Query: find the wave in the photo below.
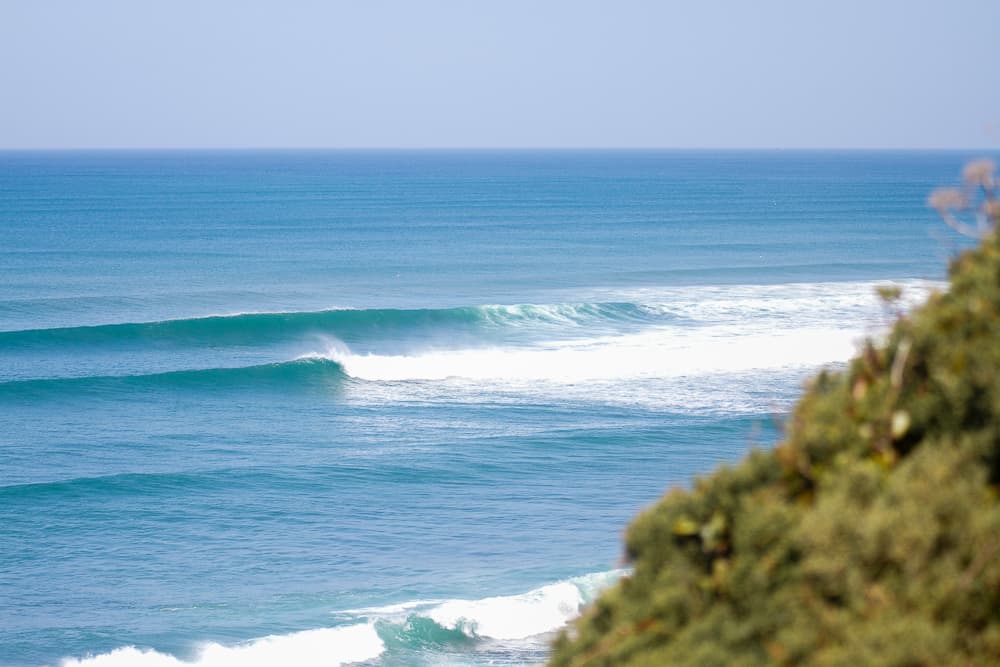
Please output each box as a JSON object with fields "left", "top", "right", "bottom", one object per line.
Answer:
{"left": 0, "top": 302, "right": 658, "bottom": 349}
{"left": 0, "top": 465, "right": 276, "bottom": 498}
{"left": 0, "top": 323, "right": 857, "bottom": 399}
{"left": 0, "top": 279, "right": 940, "bottom": 351}
{"left": 0, "top": 358, "right": 346, "bottom": 399}
{"left": 346, "top": 571, "right": 624, "bottom": 645}
{"left": 59, "top": 571, "right": 626, "bottom": 666}
{"left": 408, "top": 570, "right": 624, "bottom": 641}
{"left": 309, "top": 325, "right": 859, "bottom": 383}
{"left": 1, "top": 280, "right": 939, "bottom": 393}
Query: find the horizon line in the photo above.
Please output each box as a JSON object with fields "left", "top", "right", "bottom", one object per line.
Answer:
{"left": 1, "top": 146, "right": 998, "bottom": 153}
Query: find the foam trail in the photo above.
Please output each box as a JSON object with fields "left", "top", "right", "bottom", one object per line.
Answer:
{"left": 587, "top": 279, "right": 941, "bottom": 321}
{"left": 60, "top": 624, "right": 384, "bottom": 667}
{"left": 308, "top": 325, "right": 857, "bottom": 383}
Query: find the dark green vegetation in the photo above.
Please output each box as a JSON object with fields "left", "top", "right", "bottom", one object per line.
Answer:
{"left": 551, "top": 200, "right": 1000, "bottom": 665}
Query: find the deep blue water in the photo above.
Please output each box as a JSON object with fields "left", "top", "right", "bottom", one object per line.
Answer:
{"left": 0, "top": 150, "right": 983, "bottom": 666}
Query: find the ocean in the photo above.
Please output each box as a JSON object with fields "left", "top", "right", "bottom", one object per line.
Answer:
{"left": 0, "top": 150, "right": 978, "bottom": 666}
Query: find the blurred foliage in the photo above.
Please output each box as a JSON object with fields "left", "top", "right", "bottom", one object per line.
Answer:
{"left": 929, "top": 159, "right": 998, "bottom": 238}
{"left": 549, "top": 175, "right": 1000, "bottom": 666}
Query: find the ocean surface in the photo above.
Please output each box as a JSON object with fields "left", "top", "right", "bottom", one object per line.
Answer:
{"left": 0, "top": 150, "right": 981, "bottom": 666}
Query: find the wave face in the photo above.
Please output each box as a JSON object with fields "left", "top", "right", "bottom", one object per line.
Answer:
{"left": 0, "top": 358, "right": 348, "bottom": 401}
{"left": 0, "top": 302, "right": 668, "bottom": 352}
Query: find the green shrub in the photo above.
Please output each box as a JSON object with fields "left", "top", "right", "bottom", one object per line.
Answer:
{"left": 549, "top": 195, "right": 1000, "bottom": 666}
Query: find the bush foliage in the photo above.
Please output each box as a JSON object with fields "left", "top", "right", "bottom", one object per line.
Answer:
{"left": 550, "top": 224, "right": 1000, "bottom": 665}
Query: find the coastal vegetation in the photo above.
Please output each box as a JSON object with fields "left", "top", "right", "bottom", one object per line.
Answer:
{"left": 549, "top": 162, "right": 1000, "bottom": 666}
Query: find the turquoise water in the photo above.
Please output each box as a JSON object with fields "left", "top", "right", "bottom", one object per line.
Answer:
{"left": 0, "top": 150, "right": 979, "bottom": 666}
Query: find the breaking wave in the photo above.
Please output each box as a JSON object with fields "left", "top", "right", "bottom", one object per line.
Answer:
{"left": 306, "top": 325, "right": 857, "bottom": 383}
{"left": 1, "top": 280, "right": 940, "bottom": 394}
{"left": 60, "top": 571, "right": 626, "bottom": 666}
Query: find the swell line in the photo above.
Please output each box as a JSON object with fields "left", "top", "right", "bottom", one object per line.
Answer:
{"left": 0, "top": 303, "right": 659, "bottom": 349}
{"left": 0, "top": 461, "right": 470, "bottom": 499}
{"left": 0, "top": 357, "right": 347, "bottom": 399}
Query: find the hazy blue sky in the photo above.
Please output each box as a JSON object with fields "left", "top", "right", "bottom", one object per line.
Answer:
{"left": 2, "top": 1, "right": 998, "bottom": 149}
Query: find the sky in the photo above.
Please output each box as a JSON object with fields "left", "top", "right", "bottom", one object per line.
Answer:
{"left": 2, "top": 0, "right": 998, "bottom": 150}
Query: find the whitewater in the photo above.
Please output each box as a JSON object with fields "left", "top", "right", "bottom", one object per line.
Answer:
{"left": 0, "top": 150, "right": 978, "bottom": 666}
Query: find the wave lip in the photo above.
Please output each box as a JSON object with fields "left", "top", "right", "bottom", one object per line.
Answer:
{"left": 59, "top": 623, "right": 384, "bottom": 667}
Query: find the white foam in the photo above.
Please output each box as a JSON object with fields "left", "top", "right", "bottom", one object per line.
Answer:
{"left": 426, "top": 582, "right": 582, "bottom": 640}
{"left": 305, "top": 324, "right": 857, "bottom": 383}
{"left": 300, "top": 280, "right": 938, "bottom": 413}
{"left": 60, "top": 623, "right": 384, "bottom": 667}
{"left": 300, "top": 280, "right": 941, "bottom": 388}
{"left": 580, "top": 279, "right": 940, "bottom": 317}
{"left": 421, "top": 570, "right": 628, "bottom": 641}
